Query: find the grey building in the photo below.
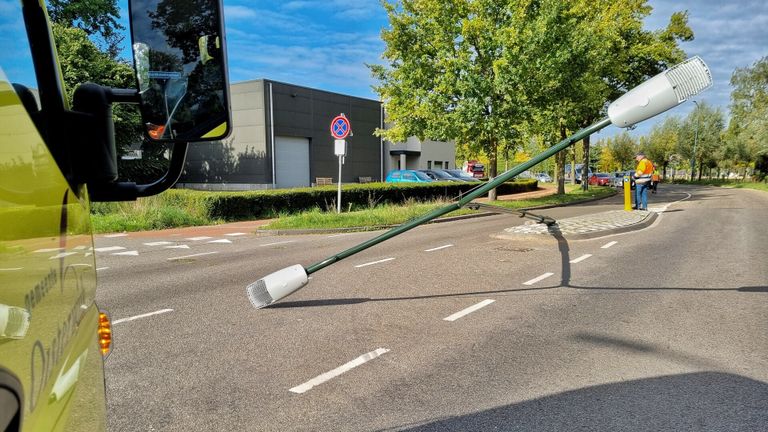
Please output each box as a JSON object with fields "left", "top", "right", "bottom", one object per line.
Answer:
{"left": 178, "top": 79, "right": 454, "bottom": 190}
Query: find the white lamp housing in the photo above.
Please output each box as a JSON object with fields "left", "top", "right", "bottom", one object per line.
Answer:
{"left": 608, "top": 56, "right": 712, "bottom": 128}
{"left": 246, "top": 264, "right": 308, "bottom": 309}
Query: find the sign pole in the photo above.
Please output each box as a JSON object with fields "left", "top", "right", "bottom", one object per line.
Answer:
{"left": 330, "top": 113, "right": 351, "bottom": 214}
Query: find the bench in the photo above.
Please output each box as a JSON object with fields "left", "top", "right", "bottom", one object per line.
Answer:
{"left": 315, "top": 177, "right": 333, "bottom": 186}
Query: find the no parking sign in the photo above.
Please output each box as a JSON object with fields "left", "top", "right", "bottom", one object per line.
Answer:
{"left": 330, "top": 114, "right": 351, "bottom": 139}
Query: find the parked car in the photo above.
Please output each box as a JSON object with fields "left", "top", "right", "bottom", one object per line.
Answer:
{"left": 535, "top": 172, "right": 552, "bottom": 182}
{"left": 564, "top": 164, "right": 593, "bottom": 183}
{"left": 385, "top": 169, "right": 435, "bottom": 183}
{"left": 420, "top": 169, "right": 463, "bottom": 182}
{"left": 445, "top": 169, "right": 481, "bottom": 182}
{"left": 588, "top": 172, "right": 612, "bottom": 186}
{"left": 612, "top": 171, "right": 636, "bottom": 189}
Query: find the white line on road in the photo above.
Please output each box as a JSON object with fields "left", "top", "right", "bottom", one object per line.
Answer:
{"left": 289, "top": 348, "right": 390, "bottom": 394}
{"left": 144, "top": 241, "right": 174, "bottom": 246}
{"left": 94, "top": 246, "right": 126, "bottom": 253}
{"left": 33, "top": 248, "right": 64, "bottom": 253}
{"left": 225, "top": 232, "right": 246, "bottom": 236}
{"left": 96, "top": 267, "right": 109, "bottom": 271}
{"left": 186, "top": 236, "right": 212, "bottom": 241}
{"left": 443, "top": 299, "right": 495, "bottom": 322}
{"left": 326, "top": 233, "right": 351, "bottom": 238}
{"left": 601, "top": 241, "right": 618, "bottom": 249}
{"left": 112, "top": 250, "right": 139, "bottom": 256}
{"left": 354, "top": 258, "right": 395, "bottom": 268}
{"left": 0, "top": 268, "right": 23, "bottom": 272}
{"left": 425, "top": 244, "right": 454, "bottom": 252}
{"left": 569, "top": 254, "right": 592, "bottom": 264}
{"left": 49, "top": 252, "right": 78, "bottom": 260}
{"left": 260, "top": 240, "right": 297, "bottom": 247}
{"left": 523, "top": 272, "right": 554, "bottom": 286}
{"left": 112, "top": 309, "right": 174, "bottom": 325}
{"left": 167, "top": 252, "right": 219, "bottom": 261}
{"left": 165, "top": 245, "right": 190, "bottom": 249}
{"left": 207, "top": 239, "right": 233, "bottom": 244}
{"left": 103, "top": 233, "right": 128, "bottom": 238}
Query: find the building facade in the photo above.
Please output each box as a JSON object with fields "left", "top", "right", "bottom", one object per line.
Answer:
{"left": 178, "top": 80, "right": 454, "bottom": 190}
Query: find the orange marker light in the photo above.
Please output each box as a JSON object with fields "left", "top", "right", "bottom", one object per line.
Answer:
{"left": 146, "top": 123, "right": 166, "bottom": 140}
{"left": 98, "top": 311, "right": 112, "bottom": 358}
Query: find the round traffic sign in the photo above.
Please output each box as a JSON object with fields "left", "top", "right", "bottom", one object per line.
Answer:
{"left": 330, "top": 115, "right": 351, "bottom": 139}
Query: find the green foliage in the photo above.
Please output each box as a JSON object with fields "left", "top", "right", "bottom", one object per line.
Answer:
{"left": 727, "top": 57, "right": 768, "bottom": 176}
{"left": 90, "top": 180, "right": 538, "bottom": 232}
{"left": 48, "top": 0, "right": 123, "bottom": 56}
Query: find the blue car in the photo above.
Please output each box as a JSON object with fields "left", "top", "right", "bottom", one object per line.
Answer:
{"left": 385, "top": 169, "right": 435, "bottom": 183}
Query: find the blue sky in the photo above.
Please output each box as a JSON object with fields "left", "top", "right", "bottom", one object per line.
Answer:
{"left": 1, "top": 0, "right": 766, "bottom": 142}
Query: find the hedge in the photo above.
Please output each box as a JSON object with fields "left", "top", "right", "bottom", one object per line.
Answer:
{"left": 154, "top": 179, "right": 538, "bottom": 221}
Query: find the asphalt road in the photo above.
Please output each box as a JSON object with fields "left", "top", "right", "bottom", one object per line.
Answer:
{"left": 95, "top": 185, "right": 768, "bottom": 431}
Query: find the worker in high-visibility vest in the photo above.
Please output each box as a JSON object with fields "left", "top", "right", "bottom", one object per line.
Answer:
{"left": 651, "top": 169, "right": 660, "bottom": 194}
{"left": 633, "top": 152, "right": 654, "bottom": 210}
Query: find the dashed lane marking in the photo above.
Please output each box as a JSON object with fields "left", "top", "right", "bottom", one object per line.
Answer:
{"left": 355, "top": 258, "right": 395, "bottom": 268}
{"left": 207, "top": 239, "right": 233, "bottom": 244}
{"left": 165, "top": 245, "right": 190, "bottom": 249}
{"left": 103, "top": 233, "right": 128, "bottom": 238}
{"left": 425, "top": 244, "right": 454, "bottom": 252}
{"left": 260, "top": 241, "right": 297, "bottom": 247}
{"left": 96, "top": 267, "right": 109, "bottom": 271}
{"left": 569, "top": 254, "right": 592, "bottom": 264}
{"left": 167, "top": 251, "right": 219, "bottom": 261}
{"left": 523, "top": 272, "right": 554, "bottom": 286}
{"left": 112, "top": 309, "right": 174, "bottom": 325}
{"left": 49, "top": 252, "right": 78, "bottom": 260}
{"left": 186, "top": 236, "right": 213, "bottom": 241}
{"left": 225, "top": 232, "right": 247, "bottom": 237}
{"left": 144, "top": 241, "right": 174, "bottom": 246}
{"left": 289, "top": 348, "right": 390, "bottom": 394}
{"left": 443, "top": 299, "right": 495, "bottom": 322}
{"left": 94, "top": 246, "right": 126, "bottom": 253}
{"left": 601, "top": 241, "right": 618, "bottom": 249}
{"left": 112, "top": 250, "right": 139, "bottom": 256}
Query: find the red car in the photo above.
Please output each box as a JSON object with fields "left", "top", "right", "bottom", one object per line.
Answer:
{"left": 588, "top": 173, "right": 611, "bottom": 186}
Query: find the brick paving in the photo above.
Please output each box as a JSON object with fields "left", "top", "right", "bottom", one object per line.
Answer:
{"left": 500, "top": 209, "right": 655, "bottom": 239}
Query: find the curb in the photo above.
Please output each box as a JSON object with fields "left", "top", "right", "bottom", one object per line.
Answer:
{"left": 257, "top": 189, "right": 618, "bottom": 236}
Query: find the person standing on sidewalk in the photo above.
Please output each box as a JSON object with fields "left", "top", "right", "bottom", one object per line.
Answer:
{"left": 633, "top": 152, "right": 654, "bottom": 210}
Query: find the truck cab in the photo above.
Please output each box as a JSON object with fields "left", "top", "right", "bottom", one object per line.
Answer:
{"left": 0, "top": 1, "right": 230, "bottom": 430}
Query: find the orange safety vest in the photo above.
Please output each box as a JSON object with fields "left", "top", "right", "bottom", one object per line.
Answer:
{"left": 635, "top": 158, "right": 654, "bottom": 183}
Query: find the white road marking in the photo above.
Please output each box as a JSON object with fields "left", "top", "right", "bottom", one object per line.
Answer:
{"left": 165, "top": 245, "right": 190, "bottom": 249}
{"left": 144, "top": 241, "right": 174, "bottom": 246}
{"left": 103, "top": 233, "right": 128, "bottom": 238}
{"left": 443, "top": 299, "right": 495, "bottom": 322}
{"left": 112, "top": 250, "right": 139, "bottom": 256}
{"left": 355, "top": 258, "right": 395, "bottom": 268}
{"left": 96, "top": 267, "right": 109, "bottom": 271}
{"left": 523, "top": 272, "right": 555, "bottom": 286}
{"left": 186, "top": 236, "right": 212, "bottom": 241}
{"left": 167, "top": 251, "right": 219, "bottom": 261}
{"left": 73, "top": 245, "right": 87, "bottom": 250}
{"left": 207, "top": 239, "right": 233, "bottom": 244}
{"left": 260, "top": 240, "right": 296, "bottom": 247}
{"left": 112, "top": 309, "right": 173, "bottom": 325}
{"left": 225, "top": 232, "right": 247, "bottom": 237}
{"left": 425, "top": 244, "right": 454, "bottom": 252}
{"left": 34, "top": 248, "right": 64, "bottom": 253}
{"left": 326, "top": 233, "right": 351, "bottom": 238}
{"left": 601, "top": 241, "right": 618, "bottom": 249}
{"left": 0, "top": 268, "right": 23, "bottom": 272}
{"left": 569, "top": 254, "right": 592, "bottom": 264}
{"left": 289, "top": 348, "right": 390, "bottom": 394}
{"left": 94, "top": 246, "right": 126, "bottom": 253}
{"left": 49, "top": 252, "right": 78, "bottom": 260}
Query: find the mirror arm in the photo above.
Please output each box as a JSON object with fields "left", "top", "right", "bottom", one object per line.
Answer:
{"left": 88, "top": 142, "right": 188, "bottom": 201}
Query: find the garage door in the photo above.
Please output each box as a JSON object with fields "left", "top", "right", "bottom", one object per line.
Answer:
{"left": 275, "top": 136, "right": 310, "bottom": 188}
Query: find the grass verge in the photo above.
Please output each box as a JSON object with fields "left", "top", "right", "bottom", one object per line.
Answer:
{"left": 263, "top": 185, "right": 615, "bottom": 231}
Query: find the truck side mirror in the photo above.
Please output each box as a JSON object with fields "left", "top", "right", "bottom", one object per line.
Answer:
{"left": 128, "top": 0, "right": 231, "bottom": 142}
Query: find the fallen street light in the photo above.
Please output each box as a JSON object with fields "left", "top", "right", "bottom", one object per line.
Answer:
{"left": 246, "top": 57, "right": 713, "bottom": 309}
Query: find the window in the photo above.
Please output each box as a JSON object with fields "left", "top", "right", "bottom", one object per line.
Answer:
{"left": 427, "top": 160, "right": 432, "bottom": 169}
{"left": 403, "top": 173, "right": 416, "bottom": 180}
{"left": 434, "top": 161, "right": 443, "bottom": 169}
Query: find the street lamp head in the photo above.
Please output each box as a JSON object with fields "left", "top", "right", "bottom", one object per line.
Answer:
{"left": 246, "top": 264, "right": 308, "bottom": 309}
{"left": 608, "top": 56, "right": 712, "bottom": 128}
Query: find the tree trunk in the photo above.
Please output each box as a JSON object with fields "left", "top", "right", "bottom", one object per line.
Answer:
{"left": 488, "top": 141, "right": 498, "bottom": 201}
{"left": 581, "top": 135, "right": 590, "bottom": 191}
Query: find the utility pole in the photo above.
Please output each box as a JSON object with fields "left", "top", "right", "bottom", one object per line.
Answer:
{"left": 690, "top": 100, "right": 699, "bottom": 181}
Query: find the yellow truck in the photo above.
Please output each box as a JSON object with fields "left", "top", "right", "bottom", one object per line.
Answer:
{"left": 0, "top": 1, "right": 230, "bottom": 430}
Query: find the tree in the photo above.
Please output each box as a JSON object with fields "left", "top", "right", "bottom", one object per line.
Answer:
{"left": 676, "top": 102, "right": 725, "bottom": 180}
{"left": 726, "top": 57, "right": 768, "bottom": 180}
{"left": 48, "top": 0, "right": 124, "bottom": 56}
{"left": 645, "top": 116, "right": 681, "bottom": 179}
